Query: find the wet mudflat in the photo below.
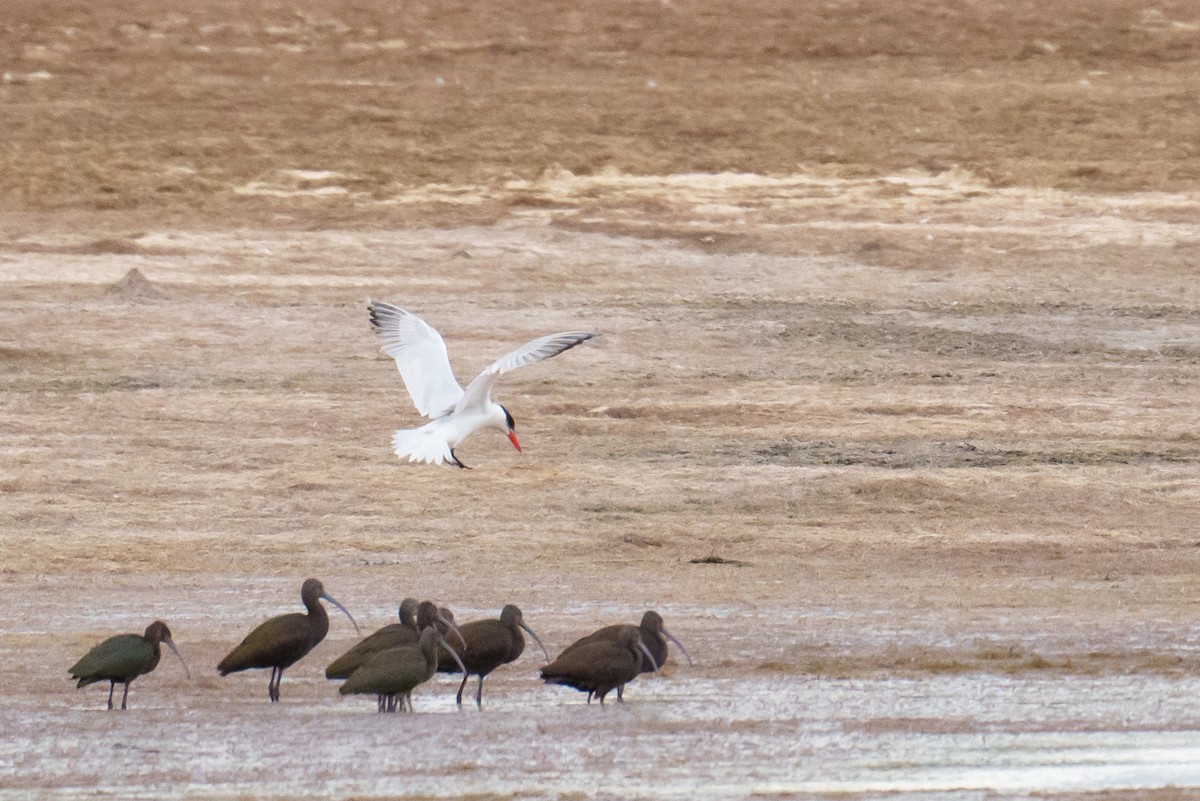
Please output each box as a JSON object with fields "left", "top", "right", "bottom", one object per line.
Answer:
{"left": 4, "top": 1, "right": 1200, "bottom": 798}
{"left": 4, "top": 198, "right": 1200, "bottom": 798}
{"left": 6, "top": 671, "right": 1200, "bottom": 799}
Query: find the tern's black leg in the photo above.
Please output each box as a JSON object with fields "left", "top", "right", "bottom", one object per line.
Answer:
{"left": 449, "top": 449, "right": 471, "bottom": 469}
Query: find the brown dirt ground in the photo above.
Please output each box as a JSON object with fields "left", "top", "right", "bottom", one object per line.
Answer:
{"left": 2, "top": 0, "right": 1200, "bottom": 796}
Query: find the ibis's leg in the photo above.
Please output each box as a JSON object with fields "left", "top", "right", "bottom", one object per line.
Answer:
{"left": 269, "top": 667, "right": 282, "bottom": 702}
{"left": 455, "top": 673, "right": 469, "bottom": 706}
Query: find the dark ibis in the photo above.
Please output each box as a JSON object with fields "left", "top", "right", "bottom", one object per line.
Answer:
{"left": 69, "top": 620, "right": 190, "bottom": 710}
{"left": 562, "top": 611, "right": 691, "bottom": 674}
{"left": 329, "top": 600, "right": 464, "bottom": 712}
{"left": 437, "top": 603, "right": 549, "bottom": 708}
{"left": 218, "top": 578, "right": 358, "bottom": 702}
{"left": 339, "top": 625, "right": 468, "bottom": 713}
{"left": 541, "top": 625, "right": 658, "bottom": 704}
{"left": 559, "top": 610, "right": 691, "bottom": 702}
{"left": 325, "top": 597, "right": 420, "bottom": 680}
{"left": 327, "top": 600, "right": 463, "bottom": 681}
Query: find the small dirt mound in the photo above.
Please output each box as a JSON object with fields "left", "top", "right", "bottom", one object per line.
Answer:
{"left": 106, "top": 267, "right": 166, "bottom": 302}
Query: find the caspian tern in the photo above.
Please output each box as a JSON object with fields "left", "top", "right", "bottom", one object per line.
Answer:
{"left": 368, "top": 300, "right": 597, "bottom": 468}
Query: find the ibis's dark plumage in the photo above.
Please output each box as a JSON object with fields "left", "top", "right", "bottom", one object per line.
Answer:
{"left": 325, "top": 597, "right": 421, "bottom": 680}
{"left": 558, "top": 610, "right": 689, "bottom": 702}
{"left": 328, "top": 600, "right": 464, "bottom": 712}
{"left": 436, "top": 603, "right": 548, "bottom": 708}
{"left": 218, "top": 578, "right": 358, "bottom": 702}
{"left": 561, "top": 611, "right": 692, "bottom": 675}
{"left": 339, "top": 625, "right": 467, "bottom": 713}
{"left": 69, "top": 621, "right": 190, "bottom": 710}
{"left": 541, "top": 625, "right": 658, "bottom": 704}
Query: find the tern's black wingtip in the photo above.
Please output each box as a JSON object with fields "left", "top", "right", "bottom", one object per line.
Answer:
{"left": 367, "top": 299, "right": 390, "bottom": 330}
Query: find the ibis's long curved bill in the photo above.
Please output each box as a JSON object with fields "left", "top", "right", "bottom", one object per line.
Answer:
{"left": 434, "top": 611, "right": 467, "bottom": 651}
{"left": 661, "top": 627, "right": 693, "bottom": 666}
{"left": 163, "top": 636, "right": 191, "bottom": 680}
{"left": 638, "top": 641, "right": 660, "bottom": 674}
{"left": 322, "top": 593, "right": 360, "bottom": 636}
{"left": 520, "top": 622, "right": 550, "bottom": 664}
{"left": 438, "top": 634, "right": 468, "bottom": 675}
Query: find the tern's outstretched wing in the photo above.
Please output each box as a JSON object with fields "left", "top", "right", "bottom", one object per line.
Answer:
{"left": 368, "top": 301, "right": 465, "bottom": 418}
{"left": 458, "top": 331, "right": 597, "bottom": 413}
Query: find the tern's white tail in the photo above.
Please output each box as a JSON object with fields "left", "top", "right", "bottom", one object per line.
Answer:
{"left": 392, "top": 427, "right": 455, "bottom": 466}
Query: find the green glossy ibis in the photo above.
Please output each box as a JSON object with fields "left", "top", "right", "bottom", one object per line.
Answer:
{"left": 339, "top": 625, "right": 468, "bottom": 713}
{"left": 541, "top": 625, "right": 658, "bottom": 705}
{"left": 69, "top": 620, "right": 190, "bottom": 710}
{"left": 218, "top": 578, "right": 358, "bottom": 702}
{"left": 437, "top": 603, "right": 549, "bottom": 708}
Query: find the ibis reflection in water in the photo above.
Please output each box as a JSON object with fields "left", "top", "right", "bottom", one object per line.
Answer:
{"left": 69, "top": 620, "right": 190, "bottom": 710}
{"left": 218, "top": 578, "right": 358, "bottom": 702}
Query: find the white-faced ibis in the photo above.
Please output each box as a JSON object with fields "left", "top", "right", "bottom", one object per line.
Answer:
{"left": 559, "top": 611, "right": 691, "bottom": 702}
{"left": 218, "top": 578, "right": 358, "bottom": 702}
{"left": 325, "top": 597, "right": 420, "bottom": 680}
{"left": 436, "top": 603, "right": 549, "bottom": 708}
{"left": 541, "top": 625, "right": 658, "bottom": 705}
{"left": 339, "top": 625, "right": 468, "bottom": 713}
{"left": 563, "top": 611, "right": 692, "bottom": 674}
{"left": 327, "top": 600, "right": 464, "bottom": 712}
{"left": 327, "top": 600, "right": 463, "bottom": 680}
{"left": 368, "top": 300, "right": 597, "bottom": 468}
{"left": 69, "top": 620, "right": 190, "bottom": 710}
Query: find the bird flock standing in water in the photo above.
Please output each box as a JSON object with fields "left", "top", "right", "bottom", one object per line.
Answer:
{"left": 70, "top": 579, "right": 691, "bottom": 712}
{"left": 68, "top": 304, "right": 644, "bottom": 711}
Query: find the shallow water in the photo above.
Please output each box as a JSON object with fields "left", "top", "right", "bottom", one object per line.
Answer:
{"left": 6, "top": 672, "right": 1200, "bottom": 800}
